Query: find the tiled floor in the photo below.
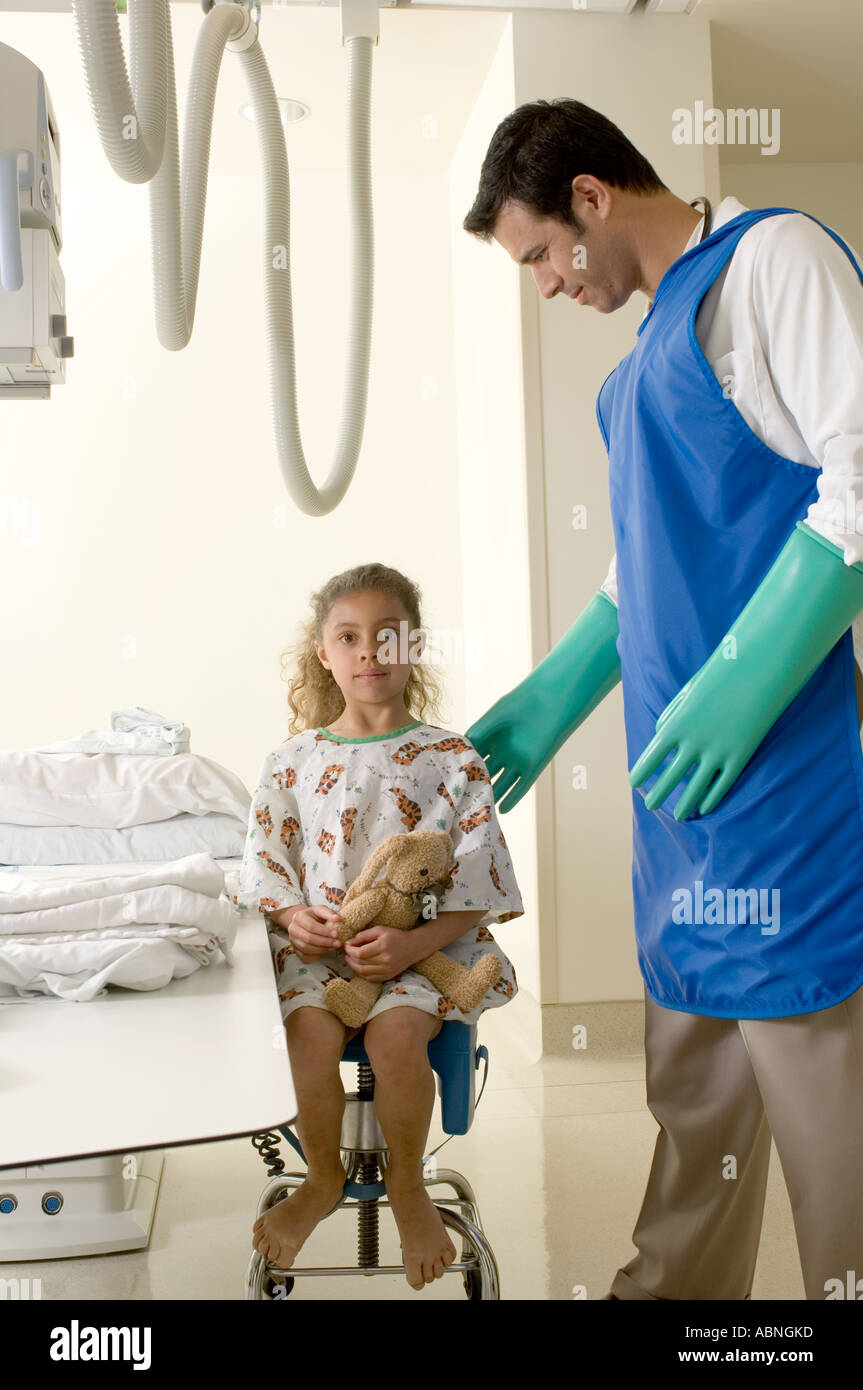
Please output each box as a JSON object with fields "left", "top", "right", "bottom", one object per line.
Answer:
{"left": 1, "top": 997, "right": 805, "bottom": 1301}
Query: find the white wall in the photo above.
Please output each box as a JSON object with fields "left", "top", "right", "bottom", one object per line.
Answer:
{"left": 0, "top": 11, "right": 481, "bottom": 801}
{"left": 449, "top": 20, "right": 540, "bottom": 1006}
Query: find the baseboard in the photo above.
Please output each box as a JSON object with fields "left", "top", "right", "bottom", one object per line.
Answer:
{"left": 486, "top": 988, "right": 646, "bottom": 1062}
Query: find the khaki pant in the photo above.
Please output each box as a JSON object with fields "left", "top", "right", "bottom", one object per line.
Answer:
{"left": 610, "top": 983, "right": 863, "bottom": 1300}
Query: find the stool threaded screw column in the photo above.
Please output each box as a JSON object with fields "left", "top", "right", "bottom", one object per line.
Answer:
{"left": 356, "top": 1061, "right": 380, "bottom": 1268}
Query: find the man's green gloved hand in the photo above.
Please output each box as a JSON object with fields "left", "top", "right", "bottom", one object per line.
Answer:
{"left": 630, "top": 522, "right": 863, "bottom": 821}
{"left": 466, "top": 591, "right": 621, "bottom": 813}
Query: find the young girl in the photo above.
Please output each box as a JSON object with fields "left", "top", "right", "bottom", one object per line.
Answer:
{"left": 236, "top": 562, "right": 524, "bottom": 1292}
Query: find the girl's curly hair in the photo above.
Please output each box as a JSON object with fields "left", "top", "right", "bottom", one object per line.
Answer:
{"left": 280, "top": 563, "right": 448, "bottom": 735}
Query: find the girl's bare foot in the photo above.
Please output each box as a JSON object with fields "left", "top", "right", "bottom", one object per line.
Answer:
{"left": 252, "top": 1167, "right": 345, "bottom": 1268}
{"left": 384, "top": 1164, "right": 457, "bottom": 1290}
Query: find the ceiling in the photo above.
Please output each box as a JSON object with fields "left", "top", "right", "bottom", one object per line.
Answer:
{"left": 1, "top": 1, "right": 859, "bottom": 167}
{"left": 0, "top": 4, "right": 507, "bottom": 171}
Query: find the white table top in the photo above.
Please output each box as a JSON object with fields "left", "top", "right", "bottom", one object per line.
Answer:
{"left": 0, "top": 860, "right": 297, "bottom": 1169}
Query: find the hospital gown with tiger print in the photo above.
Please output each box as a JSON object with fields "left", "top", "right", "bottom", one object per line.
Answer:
{"left": 233, "top": 721, "right": 524, "bottom": 1026}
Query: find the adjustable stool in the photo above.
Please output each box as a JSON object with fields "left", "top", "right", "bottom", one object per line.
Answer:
{"left": 245, "top": 1020, "right": 500, "bottom": 1299}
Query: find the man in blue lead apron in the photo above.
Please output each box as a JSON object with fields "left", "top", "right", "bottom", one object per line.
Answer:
{"left": 463, "top": 99, "right": 863, "bottom": 1301}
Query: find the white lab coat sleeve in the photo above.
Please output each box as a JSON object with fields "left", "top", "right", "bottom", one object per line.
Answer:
{"left": 234, "top": 754, "right": 306, "bottom": 916}
{"left": 434, "top": 746, "right": 525, "bottom": 930}
{"left": 600, "top": 551, "right": 618, "bottom": 605}
{"left": 751, "top": 214, "right": 863, "bottom": 566}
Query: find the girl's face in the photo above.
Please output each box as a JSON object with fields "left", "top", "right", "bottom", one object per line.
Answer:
{"left": 315, "top": 590, "right": 424, "bottom": 708}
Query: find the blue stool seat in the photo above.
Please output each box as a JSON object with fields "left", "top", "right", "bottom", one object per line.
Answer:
{"left": 342, "top": 1020, "right": 484, "bottom": 1136}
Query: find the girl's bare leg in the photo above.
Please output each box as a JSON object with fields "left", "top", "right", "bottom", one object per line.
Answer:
{"left": 252, "top": 1006, "right": 360, "bottom": 1267}
{"left": 363, "top": 1007, "right": 458, "bottom": 1290}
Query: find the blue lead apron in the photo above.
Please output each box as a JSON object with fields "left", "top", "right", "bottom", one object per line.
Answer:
{"left": 596, "top": 206, "right": 863, "bottom": 1019}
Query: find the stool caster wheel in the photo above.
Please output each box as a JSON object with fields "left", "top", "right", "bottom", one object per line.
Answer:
{"left": 246, "top": 1249, "right": 295, "bottom": 1300}
{"left": 266, "top": 1273, "right": 294, "bottom": 1300}
{"left": 247, "top": 1179, "right": 302, "bottom": 1299}
{"left": 438, "top": 1208, "right": 499, "bottom": 1299}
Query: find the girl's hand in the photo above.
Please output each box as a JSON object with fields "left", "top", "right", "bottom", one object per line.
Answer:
{"left": 285, "top": 904, "right": 344, "bottom": 963}
{"left": 345, "top": 926, "right": 421, "bottom": 982}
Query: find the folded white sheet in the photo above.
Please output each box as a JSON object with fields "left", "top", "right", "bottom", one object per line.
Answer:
{"left": 0, "top": 935, "right": 220, "bottom": 1002}
{"left": 0, "top": 882, "right": 236, "bottom": 940}
{"left": 0, "top": 752, "right": 251, "bottom": 828}
{"left": 0, "top": 813, "right": 248, "bottom": 866}
{"left": 0, "top": 852, "right": 226, "bottom": 914}
{"left": 0, "top": 854, "right": 241, "bottom": 1002}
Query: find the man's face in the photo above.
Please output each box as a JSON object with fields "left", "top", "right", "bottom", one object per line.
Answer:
{"left": 493, "top": 182, "right": 636, "bottom": 314}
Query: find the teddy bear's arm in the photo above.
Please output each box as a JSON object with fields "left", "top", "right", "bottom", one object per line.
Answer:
{"left": 335, "top": 885, "right": 389, "bottom": 943}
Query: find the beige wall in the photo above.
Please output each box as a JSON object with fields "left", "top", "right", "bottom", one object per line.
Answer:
{"left": 722, "top": 160, "right": 863, "bottom": 258}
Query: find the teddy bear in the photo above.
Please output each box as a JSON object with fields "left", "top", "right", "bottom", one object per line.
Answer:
{"left": 322, "top": 829, "right": 502, "bottom": 1029}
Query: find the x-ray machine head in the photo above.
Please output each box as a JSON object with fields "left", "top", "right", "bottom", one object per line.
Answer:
{"left": 0, "top": 40, "right": 74, "bottom": 400}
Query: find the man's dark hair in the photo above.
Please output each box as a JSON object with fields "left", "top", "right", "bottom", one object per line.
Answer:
{"left": 463, "top": 98, "right": 668, "bottom": 242}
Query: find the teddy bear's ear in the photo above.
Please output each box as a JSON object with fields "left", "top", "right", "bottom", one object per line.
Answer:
{"left": 350, "top": 836, "right": 400, "bottom": 894}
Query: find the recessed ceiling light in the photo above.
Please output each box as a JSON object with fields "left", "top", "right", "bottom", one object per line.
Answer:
{"left": 239, "top": 98, "right": 310, "bottom": 125}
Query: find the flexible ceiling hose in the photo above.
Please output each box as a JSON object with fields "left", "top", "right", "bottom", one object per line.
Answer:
{"left": 71, "top": 0, "right": 374, "bottom": 515}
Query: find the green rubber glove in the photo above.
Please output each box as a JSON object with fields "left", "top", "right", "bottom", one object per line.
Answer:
{"left": 466, "top": 590, "right": 621, "bottom": 813}
{"left": 630, "top": 522, "right": 863, "bottom": 821}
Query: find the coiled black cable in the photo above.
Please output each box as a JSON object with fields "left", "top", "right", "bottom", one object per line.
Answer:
{"left": 250, "top": 1130, "right": 286, "bottom": 1178}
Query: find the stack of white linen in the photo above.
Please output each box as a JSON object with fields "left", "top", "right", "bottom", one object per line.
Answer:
{"left": 0, "top": 853, "right": 241, "bottom": 1002}
{"left": 0, "top": 742, "right": 252, "bottom": 866}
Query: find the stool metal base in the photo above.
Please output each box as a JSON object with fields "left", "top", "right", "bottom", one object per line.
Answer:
{"left": 246, "top": 1093, "right": 500, "bottom": 1300}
